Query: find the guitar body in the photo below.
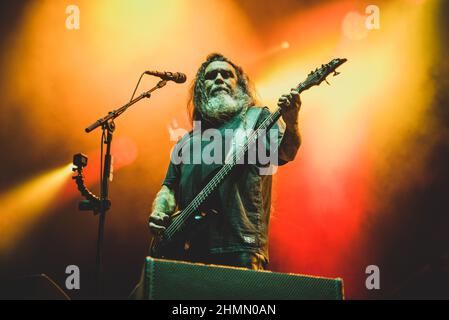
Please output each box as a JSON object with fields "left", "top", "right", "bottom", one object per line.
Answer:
{"left": 149, "top": 209, "right": 212, "bottom": 260}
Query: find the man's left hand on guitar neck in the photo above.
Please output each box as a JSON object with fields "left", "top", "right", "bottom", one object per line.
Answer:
{"left": 278, "top": 88, "right": 302, "bottom": 162}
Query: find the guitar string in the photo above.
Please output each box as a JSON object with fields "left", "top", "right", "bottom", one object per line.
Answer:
{"left": 164, "top": 72, "right": 324, "bottom": 237}
{"left": 155, "top": 62, "right": 345, "bottom": 252}
{"left": 163, "top": 81, "right": 311, "bottom": 240}
{"left": 162, "top": 65, "right": 330, "bottom": 241}
{"left": 164, "top": 108, "right": 282, "bottom": 240}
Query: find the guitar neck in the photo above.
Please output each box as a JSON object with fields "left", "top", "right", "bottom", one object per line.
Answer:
{"left": 162, "top": 60, "right": 343, "bottom": 241}
{"left": 157, "top": 57, "right": 347, "bottom": 246}
{"left": 163, "top": 103, "right": 294, "bottom": 240}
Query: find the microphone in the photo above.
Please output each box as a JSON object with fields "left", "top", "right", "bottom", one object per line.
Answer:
{"left": 144, "top": 70, "right": 187, "bottom": 83}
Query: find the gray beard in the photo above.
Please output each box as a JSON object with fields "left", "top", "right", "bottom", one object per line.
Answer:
{"left": 199, "top": 89, "right": 249, "bottom": 127}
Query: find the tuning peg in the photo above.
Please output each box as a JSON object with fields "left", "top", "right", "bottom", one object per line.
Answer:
{"left": 333, "top": 71, "right": 340, "bottom": 76}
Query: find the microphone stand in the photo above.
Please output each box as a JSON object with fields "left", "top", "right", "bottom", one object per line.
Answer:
{"left": 84, "top": 79, "right": 167, "bottom": 297}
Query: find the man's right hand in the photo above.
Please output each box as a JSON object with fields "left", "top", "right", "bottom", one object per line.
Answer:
{"left": 148, "top": 185, "right": 177, "bottom": 236}
{"left": 148, "top": 211, "right": 170, "bottom": 236}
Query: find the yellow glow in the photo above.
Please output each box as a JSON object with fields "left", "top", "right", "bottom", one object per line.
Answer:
{"left": 0, "top": 164, "right": 72, "bottom": 253}
{"left": 2, "top": 0, "right": 260, "bottom": 146}
{"left": 0, "top": 0, "right": 262, "bottom": 240}
{"left": 342, "top": 11, "right": 369, "bottom": 40}
{"left": 256, "top": 1, "right": 437, "bottom": 185}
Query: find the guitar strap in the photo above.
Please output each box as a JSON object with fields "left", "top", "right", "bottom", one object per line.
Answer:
{"left": 226, "top": 105, "right": 289, "bottom": 167}
{"left": 173, "top": 106, "right": 285, "bottom": 172}
{"left": 245, "top": 106, "right": 264, "bottom": 127}
{"left": 224, "top": 106, "right": 263, "bottom": 164}
{"left": 173, "top": 106, "right": 264, "bottom": 164}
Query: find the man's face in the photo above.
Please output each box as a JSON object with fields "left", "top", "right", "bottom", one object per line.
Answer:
{"left": 204, "top": 61, "right": 238, "bottom": 98}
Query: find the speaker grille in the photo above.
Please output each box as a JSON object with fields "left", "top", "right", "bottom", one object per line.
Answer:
{"left": 144, "top": 257, "right": 343, "bottom": 300}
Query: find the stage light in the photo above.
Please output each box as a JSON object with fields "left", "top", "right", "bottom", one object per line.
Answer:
{"left": 281, "top": 41, "right": 290, "bottom": 49}
{"left": 73, "top": 153, "right": 88, "bottom": 169}
{"left": 0, "top": 164, "right": 73, "bottom": 254}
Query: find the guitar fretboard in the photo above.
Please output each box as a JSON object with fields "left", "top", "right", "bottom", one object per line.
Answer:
{"left": 158, "top": 57, "right": 347, "bottom": 246}
{"left": 163, "top": 107, "right": 284, "bottom": 241}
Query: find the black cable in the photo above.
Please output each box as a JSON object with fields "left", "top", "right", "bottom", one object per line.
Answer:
{"left": 100, "top": 128, "right": 105, "bottom": 205}
{"left": 129, "top": 72, "right": 146, "bottom": 103}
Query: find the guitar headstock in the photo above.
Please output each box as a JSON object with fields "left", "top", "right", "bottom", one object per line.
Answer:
{"left": 299, "top": 58, "right": 347, "bottom": 92}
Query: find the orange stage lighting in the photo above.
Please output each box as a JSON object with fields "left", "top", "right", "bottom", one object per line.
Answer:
{"left": 0, "top": 164, "right": 73, "bottom": 254}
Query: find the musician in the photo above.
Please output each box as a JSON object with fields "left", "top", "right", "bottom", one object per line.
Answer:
{"left": 148, "top": 53, "right": 301, "bottom": 270}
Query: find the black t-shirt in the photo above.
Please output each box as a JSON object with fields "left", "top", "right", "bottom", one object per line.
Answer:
{"left": 162, "top": 107, "right": 287, "bottom": 262}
